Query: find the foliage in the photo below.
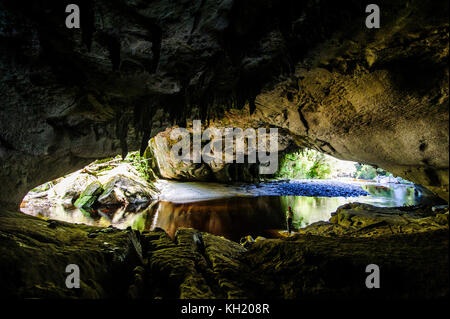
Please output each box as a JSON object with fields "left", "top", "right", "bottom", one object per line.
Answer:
{"left": 93, "top": 157, "right": 114, "bottom": 165}
{"left": 31, "top": 182, "right": 53, "bottom": 193}
{"left": 276, "top": 149, "right": 331, "bottom": 179}
{"left": 354, "top": 163, "right": 390, "bottom": 180}
{"left": 276, "top": 149, "right": 395, "bottom": 181}
{"left": 126, "top": 151, "right": 155, "bottom": 182}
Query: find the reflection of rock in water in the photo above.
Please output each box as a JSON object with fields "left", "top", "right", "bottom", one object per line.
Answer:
{"left": 149, "top": 197, "right": 285, "bottom": 241}
{"left": 22, "top": 182, "right": 442, "bottom": 237}
{"left": 361, "top": 184, "right": 445, "bottom": 207}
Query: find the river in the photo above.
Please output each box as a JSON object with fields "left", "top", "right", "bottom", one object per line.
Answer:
{"left": 21, "top": 180, "right": 439, "bottom": 241}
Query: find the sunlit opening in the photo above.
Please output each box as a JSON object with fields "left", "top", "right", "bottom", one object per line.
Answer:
{"left": 20, "top": 144, "right": 444, "bottom": 242}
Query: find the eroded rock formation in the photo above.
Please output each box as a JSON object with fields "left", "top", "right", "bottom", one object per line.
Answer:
{"left": 1, "top": 207, "right": 448, "bottom": 298}
{"left": 0, "top": 210, "right": 143, "bottom": 298}
{"left": 0, "top": 0, "right": 448, "bottom": 208}
{"left": 147, "top": 126, "right": 283, "bottom": 182}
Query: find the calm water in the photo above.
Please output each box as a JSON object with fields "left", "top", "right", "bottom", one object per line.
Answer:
{"left": 282, "top": 184, "right": 422, "bottom": 230}
{"left": 21, "top": 182, "right": 435, "bottom": 241}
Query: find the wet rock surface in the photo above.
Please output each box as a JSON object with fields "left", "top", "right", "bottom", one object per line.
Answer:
{"left": 0, "top": 0, "right": 448, "bottom": 207}
{"left": 1, "top": 202, "right": 448, "bottom": 299}
{"left": 0, "top": 210, "right": 142, "bottom": 298}
{"left": 21, "top": 155, "right": 159, "bottom": 216}
{"left": 252, "top": 180, "right": 370, "bottom": 197}
{"left": 0, "top": 0, "right": 448, "bottom": 301}
{"left": 297, "top": 203, "right": 449, "bottom": 237}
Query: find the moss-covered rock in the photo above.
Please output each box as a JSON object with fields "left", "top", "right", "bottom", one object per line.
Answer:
{"left": 1, "top": 202, "right": 448, "bottom": 299}
{"left": 142, "top": 228, "right": 248, "bottom": 299}
{"left": 138, "top": 210, "right": 449, "bottom": 299}
{"left": 98, "top": 174, "right": 154, "bottom": 206}
{"left": 74, "top": 181, "right": 103, "bottom": 210}
{"left": 297, "top": 203, "right": 449, "bottom": 237}
{"left": 22, "top": 158, "right": 160, "bottom": 226}
{"left": 0, "top": 210, "right": 142, "bottom": 298}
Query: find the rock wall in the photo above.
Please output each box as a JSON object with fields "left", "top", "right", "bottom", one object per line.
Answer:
{"left": 1, "top": 209, "right": 447, "bottom": 298}
{"left": 147, "top": 126, "right": 287, "bottom": 182}
{"left": 0, "top": 0, "right": 448, "bottom": 207}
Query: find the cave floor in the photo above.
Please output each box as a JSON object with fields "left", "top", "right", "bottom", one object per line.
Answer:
{"left": 0, "top": 203, "right": 448, "bottom": 299}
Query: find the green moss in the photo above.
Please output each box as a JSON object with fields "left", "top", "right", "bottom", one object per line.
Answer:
{"left": 74, "top": 181, "right": 103, "bottom": 209}
{"left": 74, "top": 196, "right": 97, "bottom": 210}
{"left": 126, "top": 151, "right": 156, "bottom": 182}
{"left": 94, "top": 165, "right": 115, "bottom": 175}
{"left": 31, "top": 182, "right": 53, "bottom": 192}
{"left": 93, "top": 157, "right": 114, "bottom": 165}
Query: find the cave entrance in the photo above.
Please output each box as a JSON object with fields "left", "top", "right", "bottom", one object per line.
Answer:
{"left": 19, "top": 146, "right": 443, "bottom": 242}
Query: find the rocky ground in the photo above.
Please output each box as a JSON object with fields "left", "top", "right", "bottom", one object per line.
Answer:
{"left": 297, "top": 202, "right": 449, "bottom": 237}
{"left": 22, "top": 157, "right": 371, "bottom": 209}
{"left": 21, "top": 154, "right": 159, "bottom": 222}
{"left": 1, "top": 202, "right": 447, "bottom": 299}
{"left": 21, "top": 156, "right": 375, "bottom": 229}
{"left": 156, "top": 179, "right": 372, "bottom": 202}
{"left": 0, "top": 0, "right": 448, "bottom": 301}
{"left": 249, "top": 180, "right": 370, "bottom": 197}
{"left": 1, "top": 0, "right": 448, "bottom": 207}
{"left": 0, "top": 209, "right": 142, "bottom": 298}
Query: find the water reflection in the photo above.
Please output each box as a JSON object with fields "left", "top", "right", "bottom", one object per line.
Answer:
{"left": 138, "top": 197, "right": 286, "bottom": 241}
{"left": 280, "top": 184, "right": 422, "bottom": 228}
{"left": 20, "top": 201, "right": 147, "bottom": 229}
{"left": 144, "top": 184, "right": 432, "bottom": 239}
{"left": 282, "top": 184, "right": 425, "bottom": 229}
{"left": 21, "top": 183, "right": 436, "bottom": 241}
{"left": 360, "top": 184, "right": 418, "bottom": 206}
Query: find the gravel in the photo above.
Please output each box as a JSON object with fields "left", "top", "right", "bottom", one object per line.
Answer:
{"left": 249, "top": 180, "right": 371, "bottom": 198}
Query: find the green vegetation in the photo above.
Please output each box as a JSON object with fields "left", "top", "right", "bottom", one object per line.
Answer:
{"left": 125, "top": 151, "right": 156, "bottom": 182}
{"left": 31, "top": 182, "right": 53, "bottom": 193}
{"left": 276, "top": 148, "right": 398, "bottom": 181}
{"left": 354, "top": 163, "right": 389, "bottom": 180}
{"left": 276, "top": 149, "right": 331, "bottom": 179}
{"left": 92, "top": 157, "right": 114, "bottom": 165}
{"left": 74, "top": 181, "right": 103, "bottom": 216}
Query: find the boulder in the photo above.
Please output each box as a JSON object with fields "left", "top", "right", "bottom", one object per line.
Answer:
{"left": 297, "top": 203, "right": 449, "bottom": 237}
{"left": 149, "top": 127, "right": 277, "bottom": 183}
{"left": 74, "top": 181, "right": 103, "bottom": 210}
{"left": 52, "top": 173, "right": 98, "bottom": 207}
{"left": 97, "top": 175, "right": 154, "bottom": 206}
{"left": 149, "top": 131, "right": 214, "bottom": 182}
{"left": 0, "top": 0, "right": 448, "bottom": 207}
